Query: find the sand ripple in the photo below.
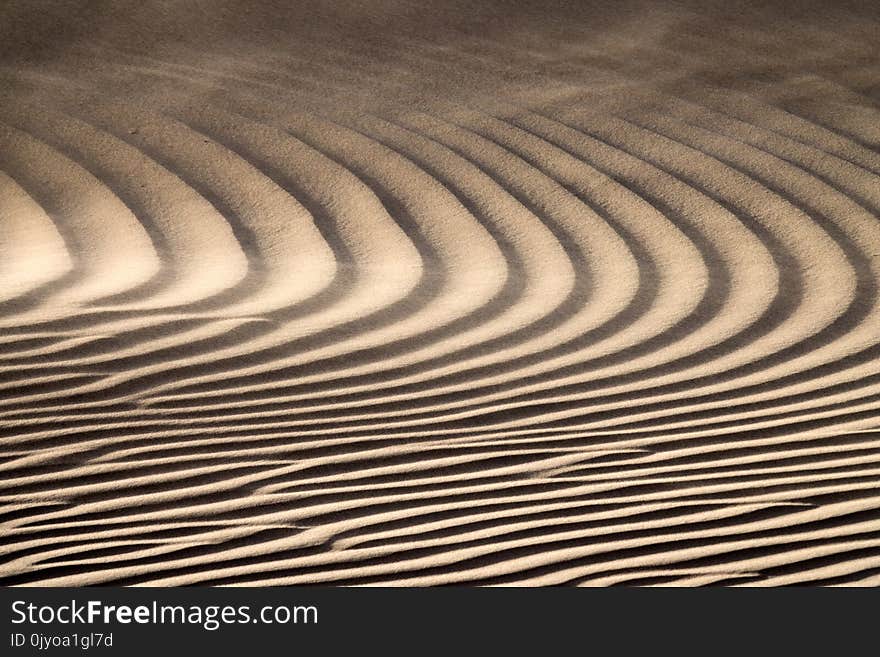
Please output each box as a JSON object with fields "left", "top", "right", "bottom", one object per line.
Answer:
{"left": 1, "top": 0, "right": 879, "bottom": 586}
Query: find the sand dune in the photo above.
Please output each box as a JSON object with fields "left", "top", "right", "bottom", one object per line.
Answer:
{"left": 1, "top": 0, "right": 879, "bottom": 586}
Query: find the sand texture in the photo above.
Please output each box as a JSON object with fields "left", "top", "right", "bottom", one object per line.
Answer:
{"left": 1, "top": 0, "right": 880, "bottom": 586}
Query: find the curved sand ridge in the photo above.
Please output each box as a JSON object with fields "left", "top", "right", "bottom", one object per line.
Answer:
{"left": 1, "top": 0, "right": 879, "bottom": 585}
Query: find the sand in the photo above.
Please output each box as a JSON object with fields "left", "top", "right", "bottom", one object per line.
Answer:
{"left": 1, "top": 0, "right": 879, "bottom": 586}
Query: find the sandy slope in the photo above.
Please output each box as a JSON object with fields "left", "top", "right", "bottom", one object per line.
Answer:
{"left": 1, "top": 0, "right": 879, "bottom": 586}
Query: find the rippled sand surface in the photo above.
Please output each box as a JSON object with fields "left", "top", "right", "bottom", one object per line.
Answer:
{"left": 2, "top": 0, "right": 880, "bottom": 586}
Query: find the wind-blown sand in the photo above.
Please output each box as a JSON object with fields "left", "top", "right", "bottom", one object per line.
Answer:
{"left": 1, "top": 0, "right": 879, "bottom": 586}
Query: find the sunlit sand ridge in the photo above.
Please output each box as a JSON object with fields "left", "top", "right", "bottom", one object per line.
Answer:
{"left": 1, "top": 0, "right": 879, "bottom": 586}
